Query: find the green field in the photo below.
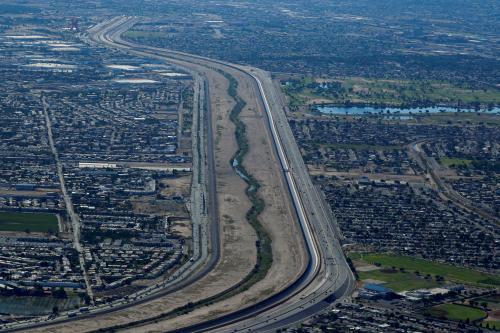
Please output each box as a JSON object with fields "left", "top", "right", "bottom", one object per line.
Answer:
{"left": 0, "top": 295, "right": 81, "bottom": 315}
{"left": 482, "top": 320, "right": 500, "bottom": 330}
{"left": 475, "top": 295, "right": 500, "bottom": 310}
{"left": 357, "top": 253, "right": 500, "bottom": 288}
{"left": 284, "top": 76, "right": 500, "bottom": 108}
{"left": 428, "top": 304, "right": 486, "bottom": 322}
{"left": 416, "top": 112, "right": 500, "bottom": 126}
{"left": 440, "top": 157, "right": 473, "bottom": 167}
{"left": 358, "top": 269, "right": 440, "bottom": 292}
{"left": 0, "top": 211, "right": 58, "bottom": 233}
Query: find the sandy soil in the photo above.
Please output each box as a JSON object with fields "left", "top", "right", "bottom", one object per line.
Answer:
{"left": 233, "top": 69, "right": 307, "bottom": 294}
{"left": 132, "top": 199, "right": 188, "bottom": 217}
{"left": 170, "top": 219, "right": 191, "bottom": 238}
{"left": 160, "top": 175, "right": 191, "bottom": 197}
{"left": 355, "top": 264, "right": 380, "bottom": 272}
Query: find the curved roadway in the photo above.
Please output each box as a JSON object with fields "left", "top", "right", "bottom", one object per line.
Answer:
{"left": 95, "top": 16, "right": 356, "bottom": 333}
{"left": 1, "top": 16, "right": 355, "bottom": 333}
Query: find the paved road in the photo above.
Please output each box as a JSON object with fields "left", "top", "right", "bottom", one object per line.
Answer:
{"left": 1, "top": 16, "right": 355, "bottom": 333}
{"left": 411, "top": 141, "right": 499, "bottom": 225}
{"left": 217, "top": 68, "right": 355, "bottom": 333}
{"left": 0, "top": 19, "right": 219, "bottom": 333}
{"left": 94, "top": 17, "right": 355, "bottom": 332}
{"left": 42, "top": 96, "right": 95, "bottom": 304}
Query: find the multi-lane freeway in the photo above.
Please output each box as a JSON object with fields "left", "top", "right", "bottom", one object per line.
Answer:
{"left": 92, "top": 16, "right": 356, "bottom": 332}
{"left": 1, "top": 16, "right": 355, "bottom": 333}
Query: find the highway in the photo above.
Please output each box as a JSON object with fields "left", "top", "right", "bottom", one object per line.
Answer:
{"left": 1, "top": 16, "right": 355, "bottom": 333}
{"left": 0, "top": 18, "right": 220, "bottom": 333}
{"left": 93, "top": 16, "right": 356, "bottom": 332}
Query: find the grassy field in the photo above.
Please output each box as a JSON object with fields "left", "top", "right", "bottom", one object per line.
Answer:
{"left": 358, "top": 253, "right": 500, "bottom": 288}
{"left": 482, "top": 320, "right": 500, "bottom": 330}
{"left": 0, "top": 295, "right": 81, "bottom": 315}
{"left": 284, "top": 76, "right": 500, "bottom": 108}
{"left": 428, "top": 304, "right": 486, "bottom": 322}
{"left": 358, "top": 269, "right": 440, "bottom": 292}
{"left": 440, "top": 157, "right": 472, "bottom": 167}
{"left": 0, "top": 211, "right": 58, "bottom": 233}
{"left": 416, "top": 112, "right": 500, "bottom": 126}
{"left": 475, "top": 294, "right": 500, "bottom": 310}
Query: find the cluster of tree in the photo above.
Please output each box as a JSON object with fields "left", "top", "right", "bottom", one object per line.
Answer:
{"left": 0, "top": 284, "right": 67, "bottom": 298}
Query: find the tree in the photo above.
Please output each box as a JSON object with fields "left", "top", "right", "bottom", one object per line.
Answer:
{"left": 33, "top": 283, "right": 44, "bottom": 296}
{"left": 53, "top": 287, "right": 67, "bottom": 299}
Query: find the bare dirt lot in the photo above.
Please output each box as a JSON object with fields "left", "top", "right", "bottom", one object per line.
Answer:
{"left": 170, "top": 218, "right": 192, "bottom": 238}
{"left": 132, "top": 198, "right": 188, "bottom": 217}
{"left": 160, "top": 174, "right": 191, "bottom": 197}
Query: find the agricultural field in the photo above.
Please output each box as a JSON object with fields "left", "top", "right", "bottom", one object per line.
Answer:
{"left": 0, "top": 211, "right": 58, "bottom": 233}
{"left": 353, "top": 253, "right": 500, "bottom": 288}
{"left": 427, "top": 303, "right": 487, "bottom": 322}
